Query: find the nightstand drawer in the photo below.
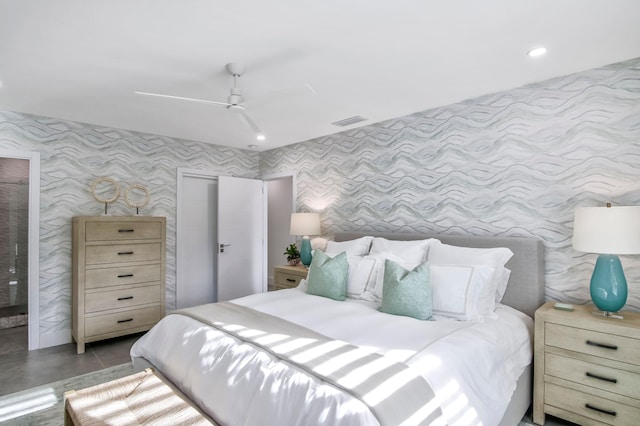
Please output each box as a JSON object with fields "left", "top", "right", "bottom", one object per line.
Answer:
{"left": 85, "top": 285, "right": 161, "bottom": 313}
{"left": 85, "top": 243, "right": 162, "bottom": 265}
{"left": 546, "top": 322, "right": 640, "bottom": 365}
{"left": 545, "top": 352, "right": 640, "bottom": 400}
{"left": 85, "top": 264, "right": 162, "bottom": 289}
{"left": 546, "top": 382, "right": 640, "bottom": 426}
{"left": 86, "top": 221, "right": 162, "bottom": 241}
{"left": 275, "top": 272, "right": 304, "bottom": 289}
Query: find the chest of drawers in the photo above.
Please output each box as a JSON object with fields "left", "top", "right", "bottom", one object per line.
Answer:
{"left": 272, "top": 265, "right": 308, "bottom": 291}
{"left": 533, "top": 302, "right": 640, "bottom": 425}
{"left": 72, "top": 216, "right": 166, "bottom": 354}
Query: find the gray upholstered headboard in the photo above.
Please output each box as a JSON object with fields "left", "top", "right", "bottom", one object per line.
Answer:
{"left": 335, "top": 232, "right": 545, "bottom": 318}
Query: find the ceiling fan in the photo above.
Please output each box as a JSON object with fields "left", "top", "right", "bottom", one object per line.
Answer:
{"left": 136, "top": 63, "right": 264, "bottom": 140}
{"left": 135, "top": 62, "right": 314, "bottom": 142}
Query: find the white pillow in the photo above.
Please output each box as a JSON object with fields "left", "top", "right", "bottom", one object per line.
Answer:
{"left": 325, "top": 236, "right": 373, "bottom": 257}
{"left": 428, "top": 241, "right": 513, "bottom": 304}
{"left": 495, "top": 268, "right": 512, "bottom": 303}
{"left": 323, "top": 239, "right": 376, "bottom": 298}
{"left": 360, "top": 252, "right": 424, "bottom": 302}
{"left": 430, "top": 264, "right": 497, "bottom": 321}
{"left": 369, "top": 237, "right": 437, "bottom": 265}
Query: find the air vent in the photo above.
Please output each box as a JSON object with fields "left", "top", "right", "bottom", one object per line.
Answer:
{"left": 331, "top": 115, "right": 368, "bottom": 127}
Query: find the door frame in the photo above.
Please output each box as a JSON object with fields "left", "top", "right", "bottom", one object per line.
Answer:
{"left": 0, "top": 149, "right": 40, "bottom": 350}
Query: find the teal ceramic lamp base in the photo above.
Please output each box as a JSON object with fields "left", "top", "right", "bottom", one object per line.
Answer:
{"left": 590, "top": 254, "right": 628, "bottom": 318}
{"left": 300, "top": 237, "right": 313, "bottom": 267}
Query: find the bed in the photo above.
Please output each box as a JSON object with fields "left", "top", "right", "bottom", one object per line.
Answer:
{"left": 131, "top": 232, "right": 544, "bottom": 426}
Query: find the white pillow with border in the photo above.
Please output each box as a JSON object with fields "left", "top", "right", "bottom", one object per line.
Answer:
{"left": 325, "top": 236, "right": 373, "bottom": 257}
{"left": 428, "top": 240, "right": 513, "bottom": 306}
{"left": 360, "top": 252, "right": 424, "bottom": 302}
{"left": 369, "top": 237, "right": 437, "bottom": 265}
{"left": 430, "top": 264, "right": 497, "bottom": 321}
{"left": 324, "top": 249, "right": 376, "bottom": 299}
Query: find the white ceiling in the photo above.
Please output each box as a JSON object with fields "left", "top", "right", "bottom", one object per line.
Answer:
{"left": 1, "top": 1, "right": 639, "bottom": 151}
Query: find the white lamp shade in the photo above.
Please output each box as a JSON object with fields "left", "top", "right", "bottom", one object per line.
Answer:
{"left": 573, "top": 206, "right": 640, "bottom": 254}
{"left": 290, "top": 213, "right": 321, "bottom": 236}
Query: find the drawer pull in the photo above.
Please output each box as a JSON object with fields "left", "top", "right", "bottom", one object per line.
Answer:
{"left": 586, "top": 372, "right": 617, "bottom": 384}
{"left": 585, "top": 404, "right": 616, "bottom": 417}
{"left": 117, "top": 296, "right": 134, "bottom": 301}
{"left": 118, "top": 229, "right": 135, "bottom": 233}
{"left": 117, "top": 274, "right": 134, "bottom": 278}
{"left": 117, "top": 318, "right": 134, "bottom": 324}
{"left": 286, "top": 278, "right": 296, "bottom": 282}
{"left": 586, "top": 340, "right": 618, "bottom": 351}
{"left": 118, "top": 251, "right": 134, "bottom": 255}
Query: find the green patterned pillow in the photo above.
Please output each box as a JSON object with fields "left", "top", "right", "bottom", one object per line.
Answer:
{"left": 379, "top": 259, "right": 432, "bottom": 320}
{"left": 306, "top": 250, "right": 349, "bottom": 301}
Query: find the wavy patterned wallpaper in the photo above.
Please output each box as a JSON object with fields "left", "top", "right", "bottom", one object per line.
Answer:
{"left": 1, "top": 57, "right": 639, "bottom": 347}
{"left": 0, "top": 111, "right": 259, "bottom": 346}
{"left": 262, "top": 57, "right": 640, "bottom": 311}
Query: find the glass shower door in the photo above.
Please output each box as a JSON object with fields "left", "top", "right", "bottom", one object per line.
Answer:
{"left": 0, "top": 158, "right": 29, "bottom": 334}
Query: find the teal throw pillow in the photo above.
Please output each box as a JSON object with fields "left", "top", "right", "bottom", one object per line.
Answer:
{"left": 379, "top": 259, "right": 432, "bottom": 320}
{"left": 306, "top": 250, "right": 349, "bottom": 301}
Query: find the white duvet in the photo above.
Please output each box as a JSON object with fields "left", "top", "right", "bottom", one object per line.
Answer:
{"left": 131, "top": 287, "right": 533, "bottom": 426}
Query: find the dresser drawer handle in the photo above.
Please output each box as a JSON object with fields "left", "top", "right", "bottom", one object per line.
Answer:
{"left": 586, "top": 340, "right": 618, "bottom": 350}
{"left": 585, "top": 404, "right": 616, "bottom": 417}
{"left": 117, "top": 274, "right": 134, "bottom": 278}
{"left": 117, "top": 296, "right": 134, "bottom": 301}
{"left": 286, "top": 278, "right": 297, "bottom": 282}
{"left": 118, "top": 229, "right": 135, "bottom": 233}
{"left": 586, "top": 372, "right": 617, "bottom": 384}
{"left": 117, "top": 318, "right": 134, "bottom": 324}
{"left": 118, "top": 251, "right": 134, "bottom": 255}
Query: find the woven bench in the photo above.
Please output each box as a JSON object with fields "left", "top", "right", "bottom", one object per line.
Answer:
{"left": 64, "top": 368, "right": 215, "bottom": 425}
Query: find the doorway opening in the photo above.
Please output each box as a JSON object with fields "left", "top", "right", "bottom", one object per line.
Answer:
{"left": 264, "top": 174, "right": 296, "bottom": 289}
{"left": 0, "top": 150, "right": 40, "bottom": 351}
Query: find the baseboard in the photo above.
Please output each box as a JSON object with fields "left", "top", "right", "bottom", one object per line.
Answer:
{"left": 38, "top": 329, "right": 72, "bottom": 349}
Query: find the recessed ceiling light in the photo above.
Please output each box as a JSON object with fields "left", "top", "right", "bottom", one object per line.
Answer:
{"left": 527, "top": 47, "right": 547, "bottom": 57}
{"left": 256, "top": 134, "right": 266, "bottom": 141}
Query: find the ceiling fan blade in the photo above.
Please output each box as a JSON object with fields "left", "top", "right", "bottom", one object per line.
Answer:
{"left": 135, "top": 91, "right": 230, "bottom": 107}
{"left": 237, "top": 108, "right": 265, "bottom": 138}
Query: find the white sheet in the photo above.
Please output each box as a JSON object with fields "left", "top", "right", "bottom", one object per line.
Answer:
{"left": 131, "top": 287, "right": 532, "bottom": 426}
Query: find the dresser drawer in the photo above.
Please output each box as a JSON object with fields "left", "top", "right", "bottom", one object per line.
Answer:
{"left": 85, "top": 285, "right": 161, "bottom": 313}
{"left": 85, "top": 306, "right": 161, "bottom": 337}
{"left": 546, "top": 382, "right": 640, "bottom": 426}
{"left": 85, "top": 264, "right": 161, "bottom": 289}
{"left": 85, "top": 221, "right": 162, "bottom": 241}
{"left": 275, "top": 271, "right": 305, "bottom": 290}
{"left": 546, "top": 323, "right": 640, "bottom": 366}
{"left": 85, "top": 243, "right": 161, "bottom": 265}
{"left": 545, "top": 352, "right": 640, "bottom": 400}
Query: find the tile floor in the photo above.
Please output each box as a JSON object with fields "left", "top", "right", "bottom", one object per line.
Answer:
{"left": 0, "top": 325, "right": 141, "bottom": 397}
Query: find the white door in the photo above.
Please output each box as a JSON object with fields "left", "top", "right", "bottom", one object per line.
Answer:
{"left": 217, "top": 176, "right": 265, "bottom": 301}
{"left": 176, "top": 174, "right": 217, "bottom": 309}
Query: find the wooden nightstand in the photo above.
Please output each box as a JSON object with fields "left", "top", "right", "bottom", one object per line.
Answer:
{"left": 272, "top": 265, "right": 308, "bottom": 291}
{"left": 533, "top": 302, "right": 640, "bottom": 425}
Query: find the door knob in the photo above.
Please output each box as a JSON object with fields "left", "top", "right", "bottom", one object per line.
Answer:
{"left": 219, "top": 243, "right": 232, "bottom": 253}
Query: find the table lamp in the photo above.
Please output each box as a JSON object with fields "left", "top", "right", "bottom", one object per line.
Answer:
{"left": 573, "top": 204, "right": 640, "bottom": 318}
{"left": 290, "top": 213, "right": 321, "bottom": 267}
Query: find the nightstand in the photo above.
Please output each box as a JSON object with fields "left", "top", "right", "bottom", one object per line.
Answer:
{"left": 533, "top": 301, "right": 640, "bottom": 425}
{"left": 272, "top": 265, "right": 308, "bottom": 291}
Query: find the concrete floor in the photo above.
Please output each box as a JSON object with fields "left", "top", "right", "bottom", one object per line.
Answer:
{"left": 0, "top": 325, "right": 141, "bottom": 397}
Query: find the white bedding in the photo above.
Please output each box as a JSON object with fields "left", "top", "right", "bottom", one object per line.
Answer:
{"left": 131, "top": 286, "right": 533, "bottom": 426}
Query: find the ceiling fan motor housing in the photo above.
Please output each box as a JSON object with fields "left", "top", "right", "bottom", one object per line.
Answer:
{"left": 227, "top": 87, "right": 244, "bottom": 105}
